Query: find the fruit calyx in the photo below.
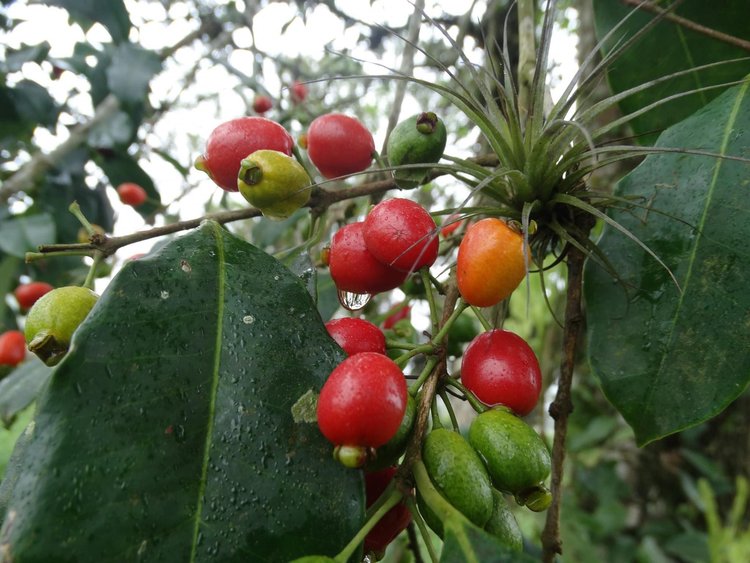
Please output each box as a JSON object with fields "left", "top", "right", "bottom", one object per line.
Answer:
{"left": 239, "top": 161, "right": 263, "bottom": 185}
{"left": 416, "top": 111, "right": 440, "bottom": 134}
{"left": 27, "top": 330, "right": 68, "bottom": 367}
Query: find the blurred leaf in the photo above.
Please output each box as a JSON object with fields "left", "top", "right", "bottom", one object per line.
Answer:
{"left": 2, "top": 42, "right": 50, "bottom": 73}
{"left": 106, "top": 43, "right": 161, "bottom": 104}
{"left": 316, "top": 270, "right": 340, "bottom": 321}
{"left": 0, "top": 255, "right": 21, "bottom": 333}
{"left": 593, "top": 0, "right": 750, "bottom": 144}
{"left": 664, "top": 531, "right": 710, "bottom": 563}
{"left": 87, "top": 110, "right": 134, "bottom": 149}
{"left": 0, "top": 356, "right": 52, "bottom": 429}
{"left": 0, "top": 407, "right": 33, "bottom": 480}
{"left": 0, "top": 221, "right": 363, "bottom": 561}
{"left": 36, "top": 149, "right": 115, "bottom": 242}
{"left": 45, "top": 0, "right": 131, "bottom": 44}
{"left": 0, "top": 213, "right": 56, "bottom": 257}
{"left": 7, "top": 80, "right": 59, "bottom": 128}
{"left": 285, "top": 251, "right": 316, "bottom": 301}
{"left": 585, "top": 80, "right": 750, "bottom": 445}
{"left": 95, "top": 150, "right": 161, "bottom": 218}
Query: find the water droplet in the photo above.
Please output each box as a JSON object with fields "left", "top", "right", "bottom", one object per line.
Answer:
{"left": 160, "top": 290, "right": 169, "bottom": 299}
{"left": 337, "top": 289, "right": 371, "bottom": 311}
{"left": 180, "top": 260, "right": 191, "bottom": 273}
{"left": 242, "top": 314, "right": 255, "bottom": 324}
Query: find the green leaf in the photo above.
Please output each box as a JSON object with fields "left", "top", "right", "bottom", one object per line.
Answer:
{"left": 0, "top": 213, "right": 56, "bottom": 257}
{"left": 0, "top": 356, "right": 53, "bottom": 428}
{"left": 585, "top": 80, "right": 750, "bottom": 445}
{"left": 0, "top": 221, "right": 363, "bottom": 561}
{"left": 440, "top": 516, "right": 537, "bottom": 563}
{"left": 106, "top": 43, "right": 161, "bottom": 104}
{"left": 593, "top": 0, "right": 750, "bottom": 144}
{"left": 46, "top": 0, "right": 131, "bottom": 44}
{"left": 2, "top": 42, "right": 50, "bottom": 73}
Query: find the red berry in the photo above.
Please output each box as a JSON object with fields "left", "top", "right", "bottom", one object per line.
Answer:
{"left": 290, "top": 80, "right": 308, "bottom": 103}
{"left": 325, "top": 317, "right": 386, "bottom": 356}
{"left": 306, "top": 113, "right": 375, "bottom": 179}
{"left": 461, "top": 329, "right": 542, "bottom": 416}
{"left": 364, "top": 198, "right": 439, "bottom": 272}
{"left": 0, "top": 330, "right": 26, "bottom": 366}
{"left": 317, "top": 352, "right": 407, "bottom": 449}
{"left": 329, "top": 222, "right": 408, "bottom": 295}
{"left": 14, "top": 281, "right": 54, "bottom": 310}
{"left": 382, "top": 305, "right": 411, "bottom": 330}
{"left": 252, "top": 95, "right": 273, "bottom": 114}
{"left": 364, "top": 467, "right": 412, "bottom": 555}
{"left": 440, "top": 214, "right": 463, "bottom": 237}
{"left": 116, "top": 182, "right": 148, "bottom": 207}
{"left": 195, "top": 116, "right": 294, "bottom": 192}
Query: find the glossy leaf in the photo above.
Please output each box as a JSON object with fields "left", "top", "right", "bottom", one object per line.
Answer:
{"left": 0, "top": 221, "right": 363, "bottom": 561}
{"left": 585, "top": 80, "right": 750, "bottom": 445}
{"left": 593, "top": 0, "right": 750, "bottom": 144}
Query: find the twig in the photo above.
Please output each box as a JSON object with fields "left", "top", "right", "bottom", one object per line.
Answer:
{"left": 621, "top": 0, "right": 750, "bottom": 52}
{"left": 541, "top": 242, "right": 588, "bottom": 561}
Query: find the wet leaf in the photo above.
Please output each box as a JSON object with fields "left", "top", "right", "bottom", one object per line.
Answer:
{"left": 594, "top": 0, "right": 750, "bottom": 144}
{"left": 0, "top": 221, "right": 363, "bottom": 561}
{"left": 585, "top": 80, "right": 750, "bottom": 445}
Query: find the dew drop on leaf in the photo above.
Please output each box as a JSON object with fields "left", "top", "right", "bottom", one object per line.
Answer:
{"left": 336, "top": 289, "right": 371, "bottom": 311}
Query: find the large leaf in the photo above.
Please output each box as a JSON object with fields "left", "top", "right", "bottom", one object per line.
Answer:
{"left": 106, "top": 43, "right": 161, "bottom": 105}
{"left": 585, "top": 80, "right": 750, "bottom": 445}
{"left": 0, "top": 221, "right": 363, "bottom": 561}
{"left": 594, "top": 0, "right": 750, "bottom": 144}
{"left": 0, "top": 213, "right": 56, "bottom": 257}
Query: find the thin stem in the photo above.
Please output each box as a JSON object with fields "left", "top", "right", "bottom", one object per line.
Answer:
{"left": 438, "top": 390, "right": 460, "bottom": 432}
{"left": 405, "top": 497, "right": 439, "bottom": 563}
{"left": 335, "top": 487, "right": 403, "bottom": 562}
{"left": 420, "top": 268, "right": 440, "bottom": 336}
{"left": 409, "top": 356, "right": 440, "bottom": 396}
{"left": 82, "top": 252, "right": 104, "bottom": 290}
{"left": 541, "top": 242, "right": 588, "bottom": 561}
{"left": 443, "top": 377, "right": 488, "bottom": 414}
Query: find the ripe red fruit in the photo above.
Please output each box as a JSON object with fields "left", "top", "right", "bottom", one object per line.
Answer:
{"left": 325, "top": 317, "right": 386, "bottom": 356}
{"left": 252, "top": 95, "right": 273, "bottom": 114}
{"left": 382, "top": 305, "right": 411, "bottom": 330}
{"left": 14, "top": 281, "right": 54, "bottom": 310}
{"left": 317, "top": 352, "right": 408, "bottom": 449}
{"left": 440, "top": 214, "right": 463, "bottom": 237}
{"left": 328, "top": 222, "right": 408, "bottom": 295}
{"left": 306, "top": 113, "right": 375, "bottom": 179}
{"left": 0, "top": 330, "right": 26, "bottom": 366}
{"left": 461, "top": 329, "right": 542, "bottom": 416}
{"left": 290, "top": 80, "right": 308, "bottom": 103}
{"left": 116, "top": 182, "right": 148, "bottom": 207}
{"left": 364, "top": 467, "right": 413, "bottom": 555}
{"left": 195, "top": 116, "right": 294, "bottom": 192}
{"left": 364, "top": 198, "right": 439, "bottom": 272}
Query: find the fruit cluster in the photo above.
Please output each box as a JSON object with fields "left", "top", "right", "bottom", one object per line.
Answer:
{"left": 189, "top": 107, "right": 546, "bottom": 558}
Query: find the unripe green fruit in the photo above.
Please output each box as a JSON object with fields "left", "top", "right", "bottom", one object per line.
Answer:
{"left": 237, "top": 149, "right": 311, "bottom": 220}
{"left": 24, "top": 286, "right": 99, "bottom": 366}
{"left": 421, "top": 428, "right": 493, "bottom": 531}
{"left": 387, "top": 112, "right": 447, "bottom": 189}
{"left": 367, "top": 394, "right": 416, "bottom": 471}
{"left": 468, "top": 407, "right": 551, "bottom": 495}
{"left": 484, "top": 489, "right": 523, "bottom": 551}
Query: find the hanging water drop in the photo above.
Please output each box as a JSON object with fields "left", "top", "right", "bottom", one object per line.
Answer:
{"left": 337, "top": 289, "right": 371, "bottom": 311}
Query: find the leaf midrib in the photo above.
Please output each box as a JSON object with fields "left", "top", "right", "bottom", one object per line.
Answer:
{"left": 641, "top": 80, "right": 749, "bottom": 436}
{"left": 189, "top": 222, "right": 226, "bottom": 561}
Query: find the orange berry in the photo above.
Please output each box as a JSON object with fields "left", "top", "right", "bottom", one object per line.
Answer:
{"left": 456, "top": 218, "right": 528, "bottom": 307}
